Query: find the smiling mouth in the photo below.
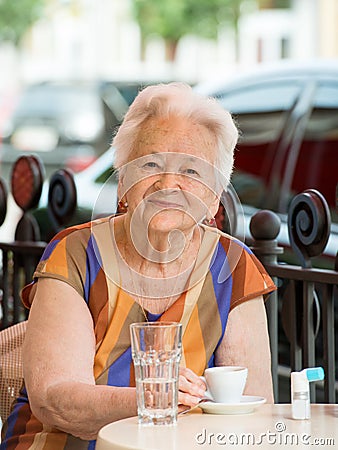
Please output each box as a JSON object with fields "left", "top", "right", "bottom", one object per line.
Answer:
{"left": 147, "top": 198, "right": 184, "bottom": 209}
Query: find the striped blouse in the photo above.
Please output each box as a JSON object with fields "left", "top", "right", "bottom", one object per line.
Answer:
{"left": 1, "top": 217, "right": 276, "bottom": 449}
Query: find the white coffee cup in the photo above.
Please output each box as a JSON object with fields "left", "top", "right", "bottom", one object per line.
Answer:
{"left": 203, "top": 366, "right": 248, "bottom": 403}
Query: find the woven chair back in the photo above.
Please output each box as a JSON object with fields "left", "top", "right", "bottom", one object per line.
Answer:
{"left": 0, "top": 321, "right": 27, "bottom": 422}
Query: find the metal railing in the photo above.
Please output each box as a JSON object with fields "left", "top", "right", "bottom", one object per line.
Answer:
{"left": 0, "top": 155, "right": 76, "bottom": 329}
{"left": 250, "top": 190, "right": 337, "bottom": 403}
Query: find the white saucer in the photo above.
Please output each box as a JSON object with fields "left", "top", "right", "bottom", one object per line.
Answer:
{"left": 199, "top": 395, "right": 266, "bottom": 415}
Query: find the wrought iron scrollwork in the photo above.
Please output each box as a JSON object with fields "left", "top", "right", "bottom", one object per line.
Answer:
{"left": 217, "top": 184, "right": 246, "bottom": 239}
{"left": 335, "top": 184, "right": 338, "bottom": 272}
{"left": 288, "top": 189, "right": 331, "bottom": 268}
{"left": 47, "top": 169, "right": 77, "bottom": 232}
{"left": 0, "top": 177, "right": 8, "bottom": 227}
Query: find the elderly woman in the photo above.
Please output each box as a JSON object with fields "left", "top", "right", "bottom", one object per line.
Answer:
{"left": 1, "top": 83, "right": 275, "bottom": 449}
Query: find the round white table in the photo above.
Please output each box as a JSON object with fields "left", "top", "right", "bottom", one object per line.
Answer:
{"left": 96, "top": 404, "right": 338, "bottom": 449}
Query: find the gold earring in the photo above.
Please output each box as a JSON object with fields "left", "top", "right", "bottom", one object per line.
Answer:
{"left": 206, "top": 217, "right": 216, "bottom": 226}
{"left": 118, "top": 200, "right": 128, "bottom": 213}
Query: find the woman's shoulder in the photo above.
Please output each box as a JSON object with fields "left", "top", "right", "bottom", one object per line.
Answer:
{"left": 203, "top": 224, "right": 266, "bottom": 276}
{"left": 201, "top": 223, "right": 250, "bottom": 253}
{"left": 203, "top": 225, "right": 276, "bottom": 302}
{"left": 48, "top": 216, "right": 113, "bottom": 245}
{"left": 39, "top": 216, "right": 114, "bottom": 264}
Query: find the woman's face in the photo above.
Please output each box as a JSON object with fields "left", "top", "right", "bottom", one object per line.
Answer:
{"left": 119, "top": 116, "right": 221, "bottom": 235}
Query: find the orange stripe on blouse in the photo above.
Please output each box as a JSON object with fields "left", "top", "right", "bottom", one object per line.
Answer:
{"left": 42, "top": 237, "right": 69, "bottom": 279}
{"left": 242, "top": 253, "right": 268, "bottom": 298}
{"left": 159, "top": 293, "right": 186, "bottom": 323}
{"left": 94, "top": 289, "right": 134, "bottom": 379}
{"left": 182, "top": 304, "right": 206, "bottom": 376}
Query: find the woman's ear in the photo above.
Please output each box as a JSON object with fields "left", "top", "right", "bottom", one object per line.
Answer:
{"left": 209, "top": 193, "right": 221, "bottom": 219}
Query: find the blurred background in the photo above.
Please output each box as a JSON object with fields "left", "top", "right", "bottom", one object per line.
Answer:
{"left": 0, "top": 0, "right": 337, "bottom": 87}
{"left": 0, "top": 0, "right": 337, "bottom": 171}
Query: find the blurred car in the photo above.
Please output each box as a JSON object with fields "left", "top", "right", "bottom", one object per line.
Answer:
{"left": 196, "top": 59, "right": 338, "bottom": 268}
{"left": 0, "top": 80, "right": 129, "bottom": 182}
{"left": 0, "top": 79, "right": 181, "bottom": 185}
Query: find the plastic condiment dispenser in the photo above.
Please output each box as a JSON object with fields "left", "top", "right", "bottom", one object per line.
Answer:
{"left": 291, "top": 367, "right": 324, "bottom": 420}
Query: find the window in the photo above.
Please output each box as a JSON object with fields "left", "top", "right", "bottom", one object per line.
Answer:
{"left": 291, "top": 83, "right": 338, "bottom": 221}
{"left": 218, "top": 82, "right": 302, "bottom": 208}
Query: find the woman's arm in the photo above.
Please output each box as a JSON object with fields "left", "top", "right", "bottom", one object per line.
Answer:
{"left": 23, "top": 278, "right": 204, "bottom": 440}
{"left": 23, "top": 278, "right": 137, "bottom": 440}
{"left": 215, "top": 296, "right": 274, "bottom": 403}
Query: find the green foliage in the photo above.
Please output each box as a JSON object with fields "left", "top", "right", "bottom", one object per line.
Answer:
{"left": 0, "top": 0, "right": 45, "bottom": 44}
{"left": 132, "top": 0, "right": 244, "bottom": 43}
{"left": 258, "top": 0, "right": 291, "bottom": 8}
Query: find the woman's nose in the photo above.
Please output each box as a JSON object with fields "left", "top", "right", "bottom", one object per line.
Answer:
{"left": 155, "top": 172, "right": 180, "bottom": 190}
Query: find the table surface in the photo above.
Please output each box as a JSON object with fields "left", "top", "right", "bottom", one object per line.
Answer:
{"left": 96, "top": 404, "right": 338, "bottom": 450}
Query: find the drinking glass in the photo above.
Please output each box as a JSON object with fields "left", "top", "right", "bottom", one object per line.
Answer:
{"left": 130, "top": 322, "right": 182, "bottom": 425}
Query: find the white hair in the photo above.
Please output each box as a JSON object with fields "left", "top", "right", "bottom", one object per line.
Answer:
{"left": 112, "top": 82, "right": 238, "bottom": 189}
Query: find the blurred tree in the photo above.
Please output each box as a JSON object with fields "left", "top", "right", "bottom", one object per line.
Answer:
{"left": 258, "top": 0, "right": 291, "bottom": 7}
{"left": 132, "top": 0, "right": 253, "bottom": 61}
{"left": 0, "top": 0, "right": 45, "bottom": 45}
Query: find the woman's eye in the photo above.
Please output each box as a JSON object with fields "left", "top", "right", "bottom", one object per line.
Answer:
{"left": 183, "top": 168, "right": 199, "bottom": 176}
{"left": 142, "top": 161, "right": 161, "bottom": 169}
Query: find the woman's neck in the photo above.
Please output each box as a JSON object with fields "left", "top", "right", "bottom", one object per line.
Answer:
{"left": 111, "top": 215, "right": 205, "bottom": 313}
{"left": 119, "top": 215, "right": 202, "bottom": 274}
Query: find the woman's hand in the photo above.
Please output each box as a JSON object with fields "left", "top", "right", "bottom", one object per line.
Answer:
{"left": 178, "top": 367, "right": 206, "bottom": 410}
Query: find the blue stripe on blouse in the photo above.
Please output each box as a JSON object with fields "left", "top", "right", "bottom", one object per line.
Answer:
{"left": 40, "top": 239, "right": 60, "bottom": 261}
{"left": 209, "top": 241, "right": 232, "bottom": 351}
{"left": 107, "top": 347, "right": 133, "bottom": 387}
{"left": 84, "top": 234, "right": 103, "bottom": 303}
